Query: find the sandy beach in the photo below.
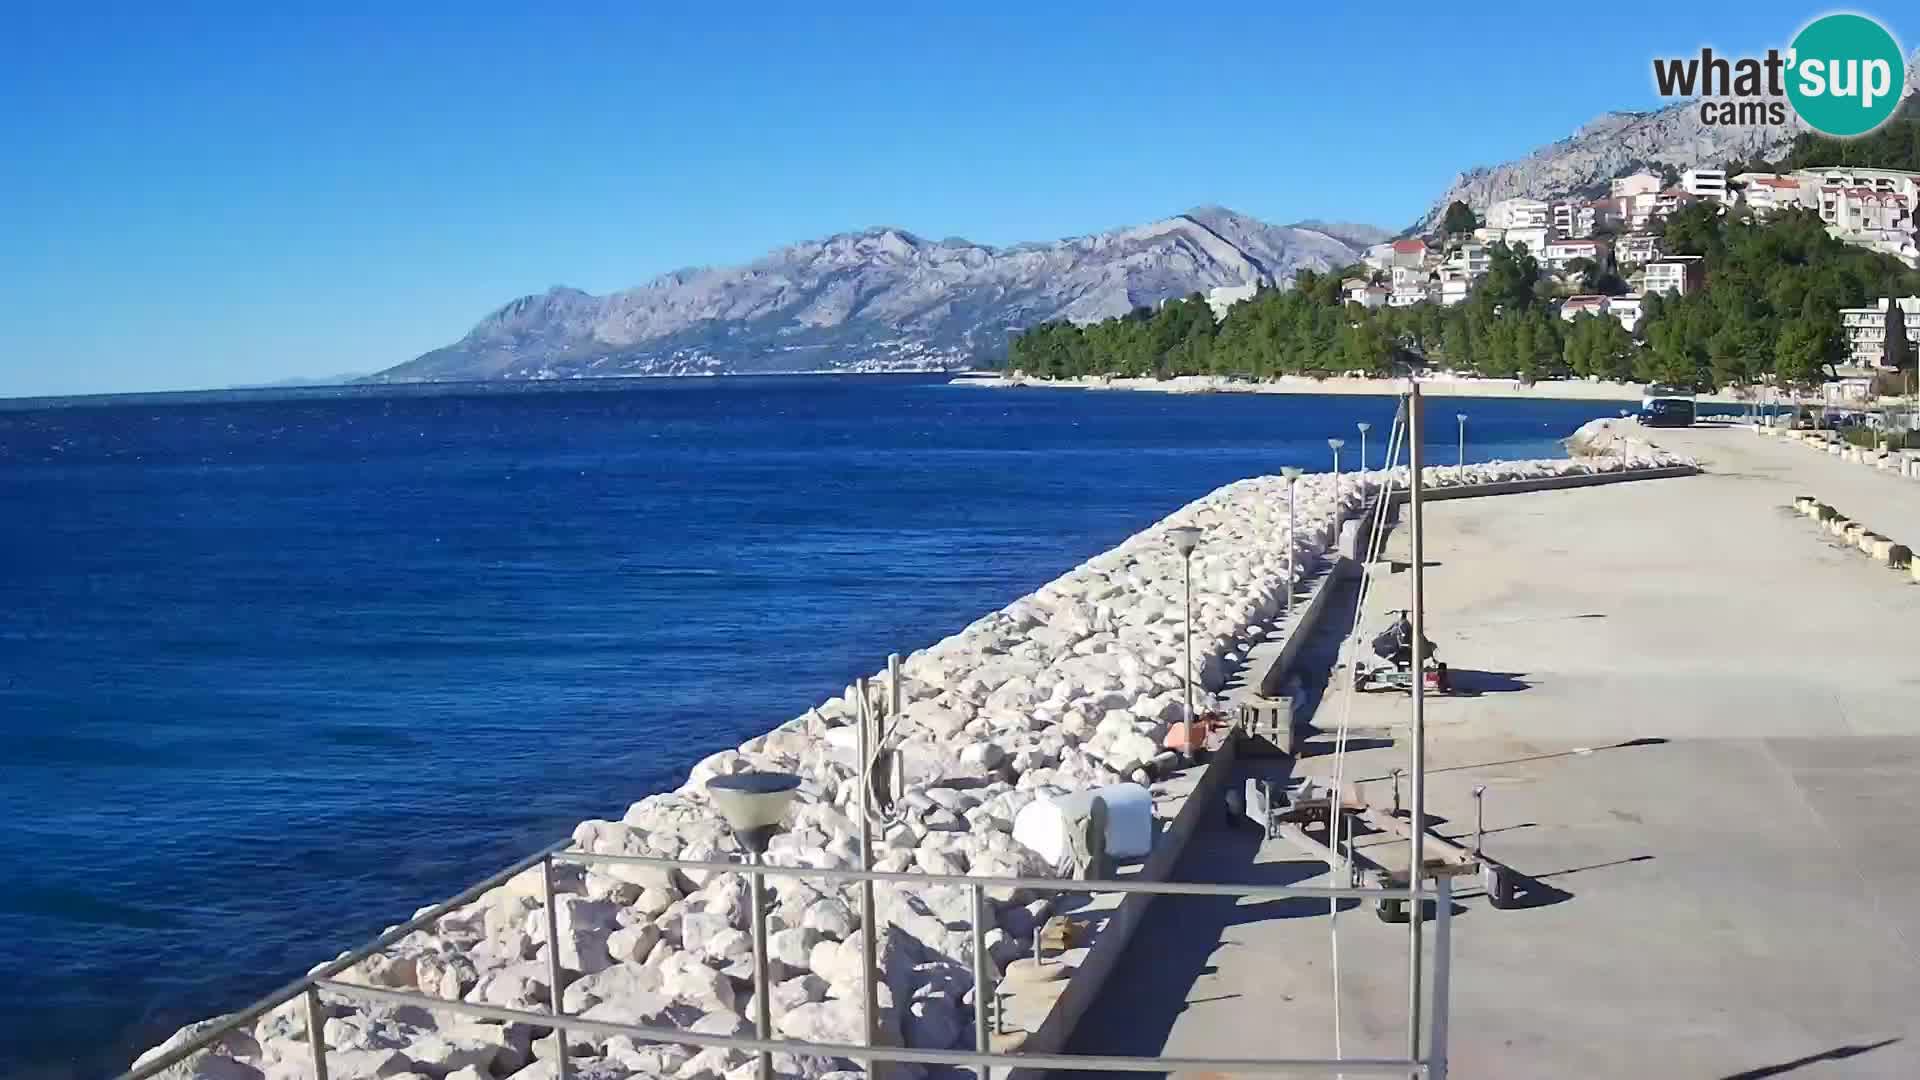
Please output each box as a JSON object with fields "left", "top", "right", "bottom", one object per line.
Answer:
{"left": 952, "top": 372, "right": 1746, "bottom": 406}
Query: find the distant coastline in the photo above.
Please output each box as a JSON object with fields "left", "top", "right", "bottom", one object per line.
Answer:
{"left": 950, "top": 371, "right": 1745, "bottom": 405}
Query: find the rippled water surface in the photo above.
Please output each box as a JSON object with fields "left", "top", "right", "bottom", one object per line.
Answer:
{"left": 0, "top": 375, "right": 1622, "bottom": 1077}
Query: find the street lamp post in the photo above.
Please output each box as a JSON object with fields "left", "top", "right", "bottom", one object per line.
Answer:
{"left": 1328, "top": 437, "right": 1345, "bottom": 490}
{"left": 1280, "top": 466, "right": 1303, "bottom": 617}
{"left": 1357, "top": 422, "right": 1372, "bottom": 471}
{"left": 1456, "top": 413, "right": 1468, "bottom": 482}
{"left": 707, "top": 772, "right": 802, "bottom": 1080}
{"left": 1168, "top": 526, "right": 1202, "bottom": 759}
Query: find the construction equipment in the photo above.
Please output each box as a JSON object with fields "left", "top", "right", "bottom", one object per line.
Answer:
{"left": 1353, "top": 609, "right": 1451, "bottom": 695}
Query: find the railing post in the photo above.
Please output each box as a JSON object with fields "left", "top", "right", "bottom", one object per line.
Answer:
{"left": 971, "top": 883, "right": 991, "bottom": 1080}
{"left": 855, "top": 674, "right": 880, "bottom": 1062}
{"left": 304, "top": 987, "right": 328, "bottom": 1080}
{"left": 541, "top": 855, "right": 571, "bottom": 1080}
{"left": 1430, "top": 875, "right": 1452, "bottom": 1080}
{"left": 750, "top": 854, "right": 773, "bottom": 1080}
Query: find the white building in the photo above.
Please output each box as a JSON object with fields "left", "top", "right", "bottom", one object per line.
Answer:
{"left": 1558, "top": 293, "right": 1644, "bottom": 333}
{"left": 1558, "top": 295, "right": 1611, "bottom": 321}
{"left": 1389, "top": 282, "right": 1432, "bottom": 307}
{"left": 1643, "top": 255, "right": 1705, "bottom": 296}
{"left": 1502, "top": 226, "right": 1551, "bottom": 256}
{"left": 1439, "top": 279, "right": 1473, "bottom": 307}
{"left": 1617, "top": 232, "right": 1663, "bottom": 265}
{"left": 1363, "top": 242, "right": 1397, "bottom": 272}
{"left": 1608, "top": 294, "right": 1645, "bottom": 332}
{"left": 1734, "top": 173, "right": 1815, "bottom": 216}
{"left": 1342, "top": 278, "right": 1389, "bottom": 309}
{"left": 1681, "top": 168, "right": 1728, "bottom": 202}
{"left": 1440, "top": 243, "right": 1491, "bottom": 281}
{"left": 1840, "top": 296, "right": 1920, "bottom": 367}
{"left": 1610, "top": 172, "right": 1663, "bottom": 200}
{"left": 1487, "top": 197, "right": 1551, "bottom": 231}
{"left": 1541, "top": 237, "right": 1613, "bottom": 274}
{"left": 1794, "top": 167, "right": 1920, "bottom": 204}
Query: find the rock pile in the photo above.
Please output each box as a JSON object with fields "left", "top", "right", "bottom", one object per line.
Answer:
{"left": 136, "top": 455, "right": 1668, "bottom": 1080}
{"left": 1564, "top": 417, "right": 1692, "bottom": 467}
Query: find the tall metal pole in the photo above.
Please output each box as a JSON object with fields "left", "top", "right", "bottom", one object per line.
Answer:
{"left": 1285, "top": 475, "right": 1298, "bottom": 615}
{"left": 1183, "top": 552, "right": 1194, "bottom": 754}
{"left": 856, "top": 675, "right": 879, "bottom": 1058}
{"left": 1456, "top": 414, "right": 1467, "bottom": 483}
{"left": 750, "top": 852, "right": 772, "bottom": 1080}
{"left": 1406, "top": 381, "right": 1429, "bottom": 1068}
{"left": 1358, "top": 422, "right": 1371, "bottom": 472}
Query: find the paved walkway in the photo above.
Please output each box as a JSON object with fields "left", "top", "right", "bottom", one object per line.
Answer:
{"left": 1062, "top": 427, "right": 1920, "bottom": 1079}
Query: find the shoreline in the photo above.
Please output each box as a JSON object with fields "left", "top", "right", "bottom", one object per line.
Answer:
{"left": 951, "top": 372, "right": 1746, "bottom": 405}
{"left": 134, "top": 430, "right": 1690, "bottom": 1080}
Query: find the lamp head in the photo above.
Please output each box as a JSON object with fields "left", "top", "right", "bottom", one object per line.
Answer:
{"left": 1357, "top": 422, "right": 1371, "bottom": 433}
{"left": 706, "top": 771, "right": 801, "bottom": 854}
{"left": 1456, "top": 413, "right": 1468, "bottom": 423}
{"left": 1167, "top": 525, "right": 1202, "bottom": 558}
{"left": 1280, "top": 466, "right": 1304, "bottom": 482}
{"left": 1328, "top": 438, "right": 1345, "bottom": 450}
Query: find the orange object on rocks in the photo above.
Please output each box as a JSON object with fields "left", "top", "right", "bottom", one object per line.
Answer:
{"left": 1163, "top": 711, "right": 1223, "bottom": 753}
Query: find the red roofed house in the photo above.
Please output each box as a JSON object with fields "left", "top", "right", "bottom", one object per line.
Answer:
{"left": 1390, "top": 237, "right": 1429, "bottom": 269}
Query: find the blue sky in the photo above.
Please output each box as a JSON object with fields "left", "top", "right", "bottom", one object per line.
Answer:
{"left": 1, "top": 3, "right": 1912, "bottom": 397}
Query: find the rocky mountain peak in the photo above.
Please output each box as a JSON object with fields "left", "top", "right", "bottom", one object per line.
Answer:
{"left": 373, "top": 208, "right": 1363, "bottom": 382}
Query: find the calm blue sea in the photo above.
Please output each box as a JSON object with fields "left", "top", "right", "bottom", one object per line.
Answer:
{"left": 0, "top": 375, "right": 1623, "bottom": 1078}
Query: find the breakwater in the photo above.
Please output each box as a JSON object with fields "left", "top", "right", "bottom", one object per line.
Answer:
{"left": 132, "top": 449, "right": 1687, "bottom": 1080}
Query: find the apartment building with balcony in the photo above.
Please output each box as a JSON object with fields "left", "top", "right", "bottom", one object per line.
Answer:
{"left": 1643, "top": 255, "right": 1705, "bottom": 296}
{"left": 1617, "top": 232, "right": 1663, "bottom": 266}
{"left": 1841, "top": 296, "right": 1920, "bottom": 367}
{"left": 1541, "top": 236, "right": 1613, "bottom": 274}
{"left": 1682, "top": 168, "right": 1728, "bottom": 202}
{"left": 1486, "top": 197, "right": 1551, "bottom": 231}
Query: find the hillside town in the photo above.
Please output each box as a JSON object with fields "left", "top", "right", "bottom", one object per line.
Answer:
{"left": 1292, "top": 166, "right": 1920, "bottom": 396}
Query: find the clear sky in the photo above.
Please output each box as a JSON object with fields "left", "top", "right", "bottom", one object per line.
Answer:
{"left": 1, "top": 3, "right": 1912, "bottom": 397}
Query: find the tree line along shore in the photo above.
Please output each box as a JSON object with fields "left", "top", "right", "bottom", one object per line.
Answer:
{"left": 1008, "top": 99, "right": 1920, "bottom": 395}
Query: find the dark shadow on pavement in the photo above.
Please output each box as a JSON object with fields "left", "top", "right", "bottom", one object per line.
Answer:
{"left": 1718, "top": 1037, "right": 1901, "bottom": 1079}
{"left": 1443, "top": 669, "right": 1533, "bottom": 696}
{"left": 1056, "top": 794, "right": 1332, "bottom": 1077}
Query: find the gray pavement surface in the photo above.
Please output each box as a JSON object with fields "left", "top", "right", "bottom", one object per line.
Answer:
{"left": 1062, "top": 425, "right": 1920, "bottom": 1079}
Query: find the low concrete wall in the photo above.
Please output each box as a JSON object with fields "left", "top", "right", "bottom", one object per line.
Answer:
{"left": 1005, "top": 560, "right": 1353, "bottom": 1077}
{"left": 1388, "top": 464, "right": 1699, "bottom": 505}
{"left": 1003, "top": 737, "right": 1239, "bottom": 1080}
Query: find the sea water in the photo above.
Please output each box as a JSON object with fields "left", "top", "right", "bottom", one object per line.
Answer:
{"left": 0, "top": 374, "right": 1621, "bottom": 1077}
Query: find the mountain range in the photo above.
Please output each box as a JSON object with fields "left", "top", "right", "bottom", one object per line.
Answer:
{"left": 1411, "top": 53, "right": 1920, "bottom": 233}
{"left": 378, "top": 60, "right": 1920, "bottom": 383}
{"left": 372, "top": 208, "right": 1363, "bottom": 381}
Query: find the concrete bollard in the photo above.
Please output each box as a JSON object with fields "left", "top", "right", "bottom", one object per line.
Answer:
{"left": 1861, "top": 532, "right": 1886, "bottom": 556}
{"left": 1911, "top": 558, "right": 1920, "bottom": 584}
{"left": 1829, "top": 517, "right": 1853, "bottom": 537}
{"left": 1844, "top": 523, "right": 1868, "bottom": 546}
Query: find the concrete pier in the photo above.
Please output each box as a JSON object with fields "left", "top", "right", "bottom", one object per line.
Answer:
{"left": 1061, "top": 425, "right": 1920, "bottom": 1079}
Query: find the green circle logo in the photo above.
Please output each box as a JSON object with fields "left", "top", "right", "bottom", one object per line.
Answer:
{"left": 1787, "top": 14, "right": 1906, "bottom": 137}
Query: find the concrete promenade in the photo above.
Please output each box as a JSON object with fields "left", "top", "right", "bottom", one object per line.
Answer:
{"left": 1062, "top": 425, "right": 1920, "bottom": 1079}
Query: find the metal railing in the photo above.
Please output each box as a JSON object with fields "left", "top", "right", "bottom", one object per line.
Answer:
{"left": 118, "top": 845, "right": 1453, "bottom": 1080}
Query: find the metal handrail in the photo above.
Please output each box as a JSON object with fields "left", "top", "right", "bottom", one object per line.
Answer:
{"left": 554, "top": 846, "right": 1421, "bottom": 899}
{"left": 315, "top": 978, "right": 1430, "bottom": 1076}
{"left": 115, "top": 846, "right": 1447, "bottom": 1080}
